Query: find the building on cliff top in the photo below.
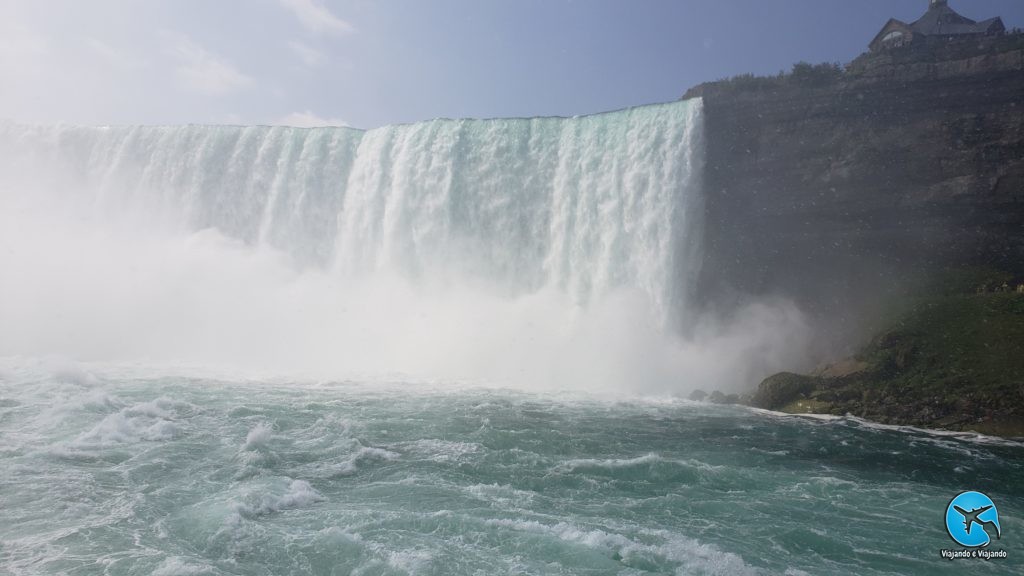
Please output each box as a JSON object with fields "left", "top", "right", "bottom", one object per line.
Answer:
{"left": 869, "top": 0, "right": 1005, "bottom": 52}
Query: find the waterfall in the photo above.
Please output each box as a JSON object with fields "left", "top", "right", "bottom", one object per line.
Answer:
{"left": 0, "top": 100, "right": 710, "bottom": 386}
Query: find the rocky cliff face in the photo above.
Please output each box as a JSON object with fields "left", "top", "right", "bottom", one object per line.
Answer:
{"left": 684, "top": 35, "right": 1024, "bottom": 348}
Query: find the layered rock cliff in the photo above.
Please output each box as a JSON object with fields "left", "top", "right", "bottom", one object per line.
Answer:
{"left": 683, "top": 35, "right": 1024, "bottom": 348}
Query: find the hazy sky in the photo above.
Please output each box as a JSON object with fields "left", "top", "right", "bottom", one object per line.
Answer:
{"left": 2, "top": 0, "right": 1022, "bottom": 128}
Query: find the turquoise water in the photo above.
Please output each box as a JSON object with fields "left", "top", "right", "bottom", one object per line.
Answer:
{"left": 2, "top": 366, "right": 1022, "bottom": 575}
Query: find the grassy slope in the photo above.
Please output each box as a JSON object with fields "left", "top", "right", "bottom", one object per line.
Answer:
{"left": 866, "top": 294, "right": 1024, "bottom": 398}
{"left": 753, "top": 285, "right": 1024, "bottom": 436}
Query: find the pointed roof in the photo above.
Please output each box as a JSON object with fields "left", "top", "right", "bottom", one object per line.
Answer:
{"left": 909, "top": 2, "right": 1005, "bottom": 36}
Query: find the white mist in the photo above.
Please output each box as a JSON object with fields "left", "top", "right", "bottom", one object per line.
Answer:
{"left": 0, "top": 102, "right": 811, "bottom": 393}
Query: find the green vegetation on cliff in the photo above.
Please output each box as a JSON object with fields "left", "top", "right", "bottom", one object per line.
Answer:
{"left": 752, "top": 276, "right": 1024, "bottom": 437}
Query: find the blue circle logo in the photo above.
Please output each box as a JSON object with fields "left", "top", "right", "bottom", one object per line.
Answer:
{"left": 945, "top": 491, "right": 1001, "bottom": 548}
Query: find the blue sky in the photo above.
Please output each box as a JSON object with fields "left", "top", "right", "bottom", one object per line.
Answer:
{"left": 2, "top": 0, "right": 1022, "bottom": 128}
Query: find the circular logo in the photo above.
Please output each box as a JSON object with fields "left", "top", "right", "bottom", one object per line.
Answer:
{"left": 945, "top": 491, "right": 1001, "bottom": 548}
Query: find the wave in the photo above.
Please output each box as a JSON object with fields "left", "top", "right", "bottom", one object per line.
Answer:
{"left": 749, "top": 407, "right": 1024, "bottom": 448}
{"left": 483, "top": 518, "right": 760, "bottom": 575}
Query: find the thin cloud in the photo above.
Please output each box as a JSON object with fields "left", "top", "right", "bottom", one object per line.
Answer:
{"left": 279, "top": 0, "right": 355, "bottom": 35}
{"left": 274, "top": 110, "right": 349, "bottom": 128}
{"left": 165, "top": 34, "right": 252, "bottom": 96}
{"left": 288, "top": 40, "right": 325, "bottom": 68}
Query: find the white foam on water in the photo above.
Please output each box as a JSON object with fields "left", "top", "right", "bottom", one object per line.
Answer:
{"left": 242, "top": 423, "right": 273, "bottom": 451}
{"left": 68, "top": 398, "right": 188, "bottom": 448}
{"left": 557, "top": 452, "right": 664, "bottom": 471}
{"left": 241, "top": 479, "right": 325, "bottom": 515}
{"left": 750, "top": 406, "right": 1024, "bottom": 448}
{"left": 333, "top": 445, "right": 400, "bottom": 476}
{"left": 151, "top": 557, "right": 217, "bottom": 576}
{"left": 462, "top": 483, "right": 538, "bottom": 509}
{"left": 397, "top": 438, "right": 482, "bottom": 462}
{"left": 841, "top": 415, "right": 1024, "bottom": 447}
{"left": 384, "top": 549, "right": 435, "bottom": 573}
{"left": 554, "top": 453, "right": 724, "bottom": 476}
{"left": 483, "top": 518, "right": 760, "bottom": 576}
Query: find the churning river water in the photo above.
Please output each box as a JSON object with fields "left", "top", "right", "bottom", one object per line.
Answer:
{"left": 1, "top": 363, "right": 1022, "bottom": 575}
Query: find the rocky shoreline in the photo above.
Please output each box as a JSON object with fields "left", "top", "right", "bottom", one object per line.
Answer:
{"left": 695, "top": 284, "right": 1024, "bottom": 438}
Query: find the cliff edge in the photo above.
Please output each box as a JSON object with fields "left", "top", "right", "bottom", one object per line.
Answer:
{"left": 683, "top": 34, "right": 1024, "bottom": 351}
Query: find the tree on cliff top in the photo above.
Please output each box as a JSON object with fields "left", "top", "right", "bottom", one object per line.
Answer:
{"left": 791, "top": 62, "right": 844, "bottom": 85}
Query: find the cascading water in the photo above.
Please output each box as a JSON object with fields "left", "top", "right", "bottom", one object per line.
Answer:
{"left": 0, "top": 121, "right": 365, "bottom": 267}
{"left": 333, "top": 103, "right": 704, "bottom": 318}
{"left": 0, "top": 100, "right": 749, "bottom": 389}
{"left": 1, "top": 101, "right": 703, "bottom": 315}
